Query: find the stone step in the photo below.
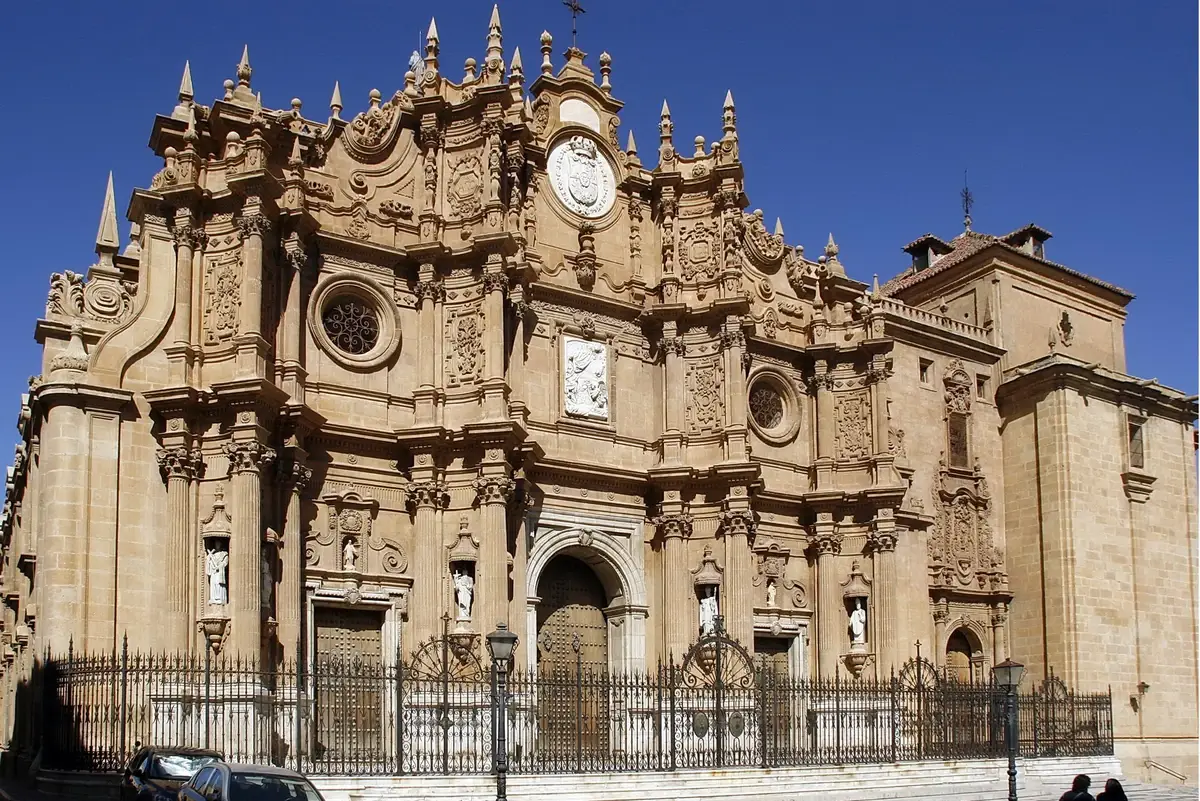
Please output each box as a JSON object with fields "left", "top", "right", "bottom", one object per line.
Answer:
{"left": 1121, "top": 780, "right": 1199, "bottom": 801}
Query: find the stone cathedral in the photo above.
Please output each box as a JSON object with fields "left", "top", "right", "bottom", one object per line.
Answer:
{"left": 0, "top": 10, "right": 1196, "bottom": 781}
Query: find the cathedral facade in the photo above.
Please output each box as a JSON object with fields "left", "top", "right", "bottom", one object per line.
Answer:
{"left": 1, "top": 12, "right": 1196, "bottom": 782}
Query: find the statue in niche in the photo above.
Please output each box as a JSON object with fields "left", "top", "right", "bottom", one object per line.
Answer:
{"left": 205, "top": 542, "right": 229, "bottom": 606}
{"left": 343, "top": 539, "right": 358, "bottom": 572}
{"left": 699, "top": 586, "right": 719, "bottom": 635}
{"left": 261, "top": 554, "right": 273, "bottom": 608}
{"left": 766, "top": 579, "right": 777, "bottom": 608}
{"left": 453, "top": 569, "right": 474, "bottom": 621}
{"left": 849, "top": 598, "right": 867, "bottom": 645}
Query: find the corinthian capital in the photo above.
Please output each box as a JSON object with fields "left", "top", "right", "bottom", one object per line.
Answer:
{"left": 867, "top": 530, "right": 898, "bottom": 554}
{"left": 405, "top": 480, "right": 449, "bottom": 510}
{"left": 809, "top": 532, "right": 843, "bottom": 557}
{"left": 283, "top": 460, "right": 312, "bottom": 494}
{"left": 156, "top": 446, "right": 204, "bottom": 481}
{"left": 482, "top": 270, "right": 510, "bottom": 295}
{"left": 719, "top": 509, "right": 756, "bottom": 539}
{"left": 224, "top": 440, "right": 276, "bottom": 474}
{"left": 473, "top": 475, "right": 515, "bottom": 505}
{"left": 653, "top": 512, "right": 693, "bottom": 541}
{"left": 237, "top": 213, "right": 272, "bottom": 239}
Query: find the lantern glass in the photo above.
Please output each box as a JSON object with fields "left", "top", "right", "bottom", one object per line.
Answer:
{"left": 992, "top": 658, "right": 1025, "bottom": 690}
{"left": 486, "top": 623, "right": 519, "bottom": 663}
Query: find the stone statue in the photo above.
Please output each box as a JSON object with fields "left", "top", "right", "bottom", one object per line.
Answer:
{"left": 766, "top": 579, "right": 777, "bottom": 608}
{"left": 563, "top": 338, "right": 609, "bottom": 419}
{"left": 849, "top": 597, "right": 867, "bottom": 645}
{"left": 205, "top": 544, "right": 228, "bottom": 606}
{"left": 343, "top": 539, "right": 358, "bottom": 572}
{"left": 453, "top": 569, "right": 474, "bottom": 621}
{"left": 261, "top": 555, "right": 273, "bottom": 608}
{"left": 699, "top": 586, "right": 719, "bottom": 635}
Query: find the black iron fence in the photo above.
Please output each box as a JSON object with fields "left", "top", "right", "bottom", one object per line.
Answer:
{"left": 34, "top": 635, "right": 1111, "bottom": 776}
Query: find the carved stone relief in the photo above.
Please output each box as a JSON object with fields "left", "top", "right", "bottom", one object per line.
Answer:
{"left": 834, "top": 392, "right": 871, "bottom": 460}
{"left": 47, "top": 271, "right": 138, "bottom": 324}
{"left": 203, "top": 253, "right": 242, "bottom": 344}
{"left": 445, "top": 305, "right": 484, "bottom": 387}
{"left": 563, "top": 336, "right": 609, "bottom": 420}
{"left": 680, "top": 221, "right": 719, "bottom": 281}
{"left": 686, "top": 357, "right": 725, "bottom": 433}
{"left": 447, "top": 154, "right": 483, "bottom": 218}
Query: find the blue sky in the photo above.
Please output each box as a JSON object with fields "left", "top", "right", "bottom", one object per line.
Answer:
{"left": 0, "top": 0, "right": 1195, "bottom": 420}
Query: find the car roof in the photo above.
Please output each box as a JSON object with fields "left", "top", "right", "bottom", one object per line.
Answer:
{"left": 148, "top": 747, "right": 224, "bottom": 758}
{"left": 224, "top": 764, "right": 309, "bottom": 779}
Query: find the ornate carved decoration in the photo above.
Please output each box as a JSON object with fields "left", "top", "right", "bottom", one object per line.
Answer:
{"left": 405, "top": 480, "right": 449, "bottom": 511}
{"left": 224, "top": 441, "right": 276, "bottom": 474}
{"left": 686, "top": 358, "right": 725, "bottom": 433}
{"left": 447, "top": 154, "right": 483, "bottom": 218}
{"left": 563, "top": 336, "right": 609, "bottom": 420}
{"left": 719, "top": 509, "right": 756, "bottom": 540}
{"left": 156, "top": 446, "right": 204, "bottom": 482}
{"left": 445, "top": 305, "right": 484, "bottom": 387}
{"left": 888, "top": 426, "right": 908, "bottom": 459}
{"left": 662, "top": 336, "right": 686, "bottom": 358}
{"left": 343, "top": 92, "right": 408, "bottom": 161}
{"left": 944, "top": 359, "right": 972, "bottom": 413}
{"left": 719, "top": 329, "right": 746, "bottom": 351}
{"left": 928, "top": 455, "right": 1005, "bottom": 593}
{"left": 810, "top": 532, "right": 843, "bottom": 557}
{"left": 834, "top": 392, "right": 872, "bottom": 460}
{"left": 482, "top": 271, "right": 509, "bottom": 295}
{"left": 653, "top": 513, "right": 693, "bottom": 540}
{"left": 203, "top": 253, "right": 241, "bottom": 344}
{"left": 473, "top": 474, "right": 515, "bottom": 505}
{"left": 47, "top": 270, "right": 138, "bottom": 324}
{"left": 531, "top": 95, "right": 550, "bottom": 135}
{"left": 574, "top": 223, "right": 597, "bottom": 290}
{"left": 283, "top": 461, "right": 312, "bottom": 495}
{"left": 680, "top": 221, "right": 719, "bottom": 281}
{"left": 236, "top": 213, "right": 272, "bottom": 239}
{"left": 691, "top": 545, "right": 724, "bottom": 588}
{"left": 742, "top": 210, "right": 785, "bottom": 268}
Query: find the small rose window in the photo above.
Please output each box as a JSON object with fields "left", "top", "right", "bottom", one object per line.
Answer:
{"left": 750, "top": 383, "right": 784, "bottom": 430}
{"left": 322, "top": 297, "right": 380, "bottom": 355}
{"left": 747, "top": 371, "right": 800, "bottom": 445}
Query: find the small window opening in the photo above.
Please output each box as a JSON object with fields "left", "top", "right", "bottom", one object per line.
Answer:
{"left": 976, "top": 375, "right": 989, "bottom": 400}
{"left": 1128, "top": 417, "right": 1146, "bottom": 470}
{"left": 919, "top": 359, "right": 932, "bottom": 385}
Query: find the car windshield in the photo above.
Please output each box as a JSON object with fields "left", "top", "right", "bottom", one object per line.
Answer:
{"left": 149, "top": 753, "right": 219, "bottom": 779}
{"left": 229, "top": 773, "right": 323, "bottom": 800}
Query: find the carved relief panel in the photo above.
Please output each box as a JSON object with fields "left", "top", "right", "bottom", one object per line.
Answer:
{"left": 834, "top": 392, "right": 871, "bottom": 460}
{"left": 203, "top": 252, "right": 242, "bottom": 345}
{"left": 445, "top": 304, "right": 484, "bottom": 387}
{"left": 686, "top": 357, "right": 725, "bottom": 434}
{"left": 562, "top": 336, "right": 609, "bottom": 420}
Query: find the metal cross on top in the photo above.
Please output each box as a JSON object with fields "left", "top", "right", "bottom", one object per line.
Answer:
{"left": 961, "top": 170, "right": 974, "bottom": 232}
{"left": 563, "top": 0, "right": 586, "bottom": 48}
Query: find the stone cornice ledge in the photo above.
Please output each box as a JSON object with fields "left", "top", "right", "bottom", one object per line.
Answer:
{"left": 33, "top": 381, "right": 133, "bottom": 415}
{"left": 1122, "top": 470, "right": 1156, "bottom": 503}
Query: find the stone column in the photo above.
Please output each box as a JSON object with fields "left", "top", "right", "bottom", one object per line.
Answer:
{"left": 867, "top": 515, "right": 898, "bottom": 671}
{"left": 932, "top": 599, "right": 949, "bottom": 668}
{"left": 278, "top": 456, "right": 310, "bottom": 663}
{"left": 171, "top": 209, "right": 199, "bottom": 384}
{"left": 720, "top": 503, "right": 754, "bottom": 646}
{"left": 157, "top": 445, "right": 203, "bottom": 653}
{"left": 225, "top": 440, "right": 275, "bottom": 659}
{"left": 508, "top": 287, "right": 530, "bottom": 423}
{"left": 813, "top": 360, "right": 835, "bottom": 487}
{"left": 721, "top": 323, "right": 748, "bottom": 462}
{"left": 662, "top": 323, "right": 685, "bottom": 465}
{"left": 236, "top": 205, "right": 270, "bottom": 375}
{"left": 414, "top": 268, "right": 442, "bottom": 427}
{"left": 474, "top": 460, "right": 514, "bottom": 631}
{"left": 812, "top": 512, "right": 843, "bottom": 677}
{"left": 991, "top": 603, "right": 1008, "bottom": 664}
{"left": 279, "top": 238, "right": 307, "bottom": 403}
{"left": 482, "top": 257, "right": 508, "bottom": 420}
{"left": 655, "top": 512, "right": 693, "bottom": 659}
{"left": 407, "top": 474, "right": 447, "bottom": 646}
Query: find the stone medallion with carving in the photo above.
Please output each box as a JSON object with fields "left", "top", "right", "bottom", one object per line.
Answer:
{"left": 746, "top": 369, "right": 800, "bottom": 445}
{"left": 548, "top": 135, "right": 616, "bottom": 219}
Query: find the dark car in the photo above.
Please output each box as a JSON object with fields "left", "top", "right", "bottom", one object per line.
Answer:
{"left": 179, "top": 762, "right": 325, "bottom": 801}
{"left": 120, "top": 746, "right": 223, "bottom": 801}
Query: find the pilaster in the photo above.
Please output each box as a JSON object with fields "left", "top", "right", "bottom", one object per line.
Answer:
{"left": 719, "top": 497, "right": 754, "bottom": 646}
{"left": 654, "top": 502, "right": 692, "bottom": 659}
{"left": 482, "top": 255, "right": 509, "bottom": 419}
{"left": 235, "top": 203, "right": 271, "bottom": 377}
{"left": 867, "top": 512, "right": 898, "bottom": 672}
{"left": 414, "top": 266, "right": 443, "bottom": 426}
{"left": 720, "top": 322, "right": 748, "bottom": 462}
{"left": 811, "top": 510, "right": 842, "bottom": 676}
{"left": 156, "top": 444, "right": 204, "bottom": 653}
{"left": 224, "top": 438, "right": 275, "bottom": 659}
{"left": 278, "top": 454, "right": 310, "bottom": 662}
{"left": 473, "top": 456, "right": 514, "bottom": 631}
{"left": 407, "top": 472, "right": 449, "bottom": 646}
{"left": 661, "top": 321, "right": 685, "bottom": 465}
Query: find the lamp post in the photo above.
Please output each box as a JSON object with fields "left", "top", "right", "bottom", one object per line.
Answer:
{"left": 992, "top": 658, "right": 1025, "bottom": 801}
{"left": 486, "top": 623, "right": 518, "bottom": 801}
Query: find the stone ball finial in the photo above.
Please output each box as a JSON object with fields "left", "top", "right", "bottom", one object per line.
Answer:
{"left": 540, "top": 30, "right": 553, "bottom": 46}
{"left": 291, "top": 97, "right": 302, "bottom": 111}
{"left": 369, "top": 88, "right": 382, "bottom": 102}
{"left": 164, "top": 146, "right": 178, "bottom": 158}
{"left": 693, "top": 135, "right": 705, "bottom": 156}
{"left": 222, "top": 78, "right": 235, "bottom": 100}
{"left": 465, "top": 57, "right": 477, "bottom": 69}
{"left": 226, "top": 131, "right": 241, "bottom": 142}
{"left": 599, "top": 51, "right": 611, "bottom": 66}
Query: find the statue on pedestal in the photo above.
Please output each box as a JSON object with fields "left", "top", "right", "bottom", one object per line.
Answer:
{"left": 343, "top": 539, "right": 358, "bottom": 572}
{"left": 849, "top": 597, "right": 867, "bottom": 645}
{"left": 699, "top": 586, "right": 719, "bottom": 635}
{"left": 206, "top": 543, "right": 228, "bottom": 606}
{"left": 453, "top": 569, "right": 474, "bottom": 621}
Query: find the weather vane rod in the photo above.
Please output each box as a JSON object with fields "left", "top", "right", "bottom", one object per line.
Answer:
{"left": 563, "top": 0, "right": 586, "bottom": 48}
{"left": 961, "top": 170, "right": 974, "bottom": 232}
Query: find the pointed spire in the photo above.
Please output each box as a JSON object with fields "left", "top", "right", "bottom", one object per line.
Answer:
{"left": 425, "top": 18, "right": 441, "bottom": 75}
{"left": 774, "top": 217, "right": 784, "bottom": 237}
{"left": 179, "top": 61, "right": 194, "bottom": 101}
{"left": 540, "top": 31, "right": 554, "bottom": 76}
{"left": 626, "top": 129, "right": 638, "bottom": 156}
{"left": 289, "top": 135, "right": 303, "bottom": 169}
{"left": 96, "top": 172, "right": 120, "bottom": 256}
{"left": 330, "top": 81, "right": 343, "bottom": 119}
{"left": 659, "top": 100, "right": 674, "bottom": 144}
{"left": 872, "top": 274, "right": 881, "bottom": 297}
{"left": 825, "top": 232, "right": 839, "bottom": 260}
{"left": 489, "top": 3, "right": 501, "bottom": 29}
{"left": 510, "top": 46, "right": 524, "bottom": 78}
{"left": 485, "top": 4, "right": 504, "bottom": 81}
{"left": 523, "top": 96, "right": 534, "bottom": 122}
{"left": 237, "top": 45, "right": 252, "bottom": 88}
{"left": 722, "top": 90, "right": 737, "bottom": 138}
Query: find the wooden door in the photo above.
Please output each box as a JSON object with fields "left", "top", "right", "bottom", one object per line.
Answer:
{"left": 535, "top": 555, "right": 609, "bottom": 762}
{"left": 313, "top": 607, "right": 384, "bottom": 765}
{"left": 755, "top": 637, "right": 793, "bottom": 752}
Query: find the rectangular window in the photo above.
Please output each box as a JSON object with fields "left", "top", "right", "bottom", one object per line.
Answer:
{"left": 919, "top": 359, "right": 932, "bottom": 385}
{"left": 948, "top": 412, "right": 970, "bottom": 470}
{"left": 976, "top": 375, "right": 989, "bottom": 400}
{"left": 1128, "top": 417, "right": 1146, "bottom": 470}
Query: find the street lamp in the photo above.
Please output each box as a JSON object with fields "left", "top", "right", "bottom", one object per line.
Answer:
{"left": 992, "top": 658, "right": 1026, "bottom": 801}
{"left": 486, "top": 623, "right": 519, "bottom": 801}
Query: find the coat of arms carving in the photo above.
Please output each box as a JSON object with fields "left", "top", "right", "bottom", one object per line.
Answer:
{"left": 548, "top": 135, "right": 615, "bottom": 219}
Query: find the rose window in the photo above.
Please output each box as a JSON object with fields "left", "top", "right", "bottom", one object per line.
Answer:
{"left": 322, "top": 297, "right": 380, "bottom": 355}
{"left": 749, "top": 383, "right": 785, "bottom": 430}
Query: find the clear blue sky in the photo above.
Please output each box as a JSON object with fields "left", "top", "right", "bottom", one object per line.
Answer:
{"left": 0, "top": 0, "right": 1195, "bottom": 423}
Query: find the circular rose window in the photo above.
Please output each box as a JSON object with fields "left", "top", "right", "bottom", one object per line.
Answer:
{"left": 322, "top": 297, "right": 380, "bottom": 355}
{"left": 746, "top": 371, "right": 800, "bottom": 445}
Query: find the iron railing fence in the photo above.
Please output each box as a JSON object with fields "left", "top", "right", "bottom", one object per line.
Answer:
{"left": 34, "top": 641, "right": 1112, "bottom": 776}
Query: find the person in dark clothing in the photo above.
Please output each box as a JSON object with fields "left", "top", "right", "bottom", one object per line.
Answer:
{"left": 1059, "top": 773, "right": 1094, "bottom": 801}
{"left": 1095, "top": 777, "right": 1129, "bottom": 801}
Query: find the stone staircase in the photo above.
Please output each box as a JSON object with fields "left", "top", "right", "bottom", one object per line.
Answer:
{"left": 1121, "top": 780, "right": 1199, "bottom": 801}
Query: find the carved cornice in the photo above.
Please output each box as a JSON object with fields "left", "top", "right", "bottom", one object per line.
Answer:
{"left": 224, "top": 440, "right": 276, "bottom": 474}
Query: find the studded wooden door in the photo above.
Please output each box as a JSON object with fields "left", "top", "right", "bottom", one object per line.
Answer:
{"left": 535, "top": 555, "right": 609, "bottom": 761}
{"left": 313, "top": 607, "right": 384, "bottom": 766}
{"left": 755, "top": 637, "right": 793, "bottom": 752}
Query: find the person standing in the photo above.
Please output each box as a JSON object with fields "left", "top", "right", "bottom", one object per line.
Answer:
{"left": 1059, "top": 774, "right": 1094, "bottom": 801}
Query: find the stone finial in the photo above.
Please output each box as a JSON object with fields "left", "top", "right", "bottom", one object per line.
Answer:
{"left": 485, "top": 4, "right": 504, "bottom": 81}
{"left": 723, "top": 89, "right": 737, "bottom": 138}
{"left": 462, "top": 58, "right": 478, "bottom": 82}
{"left": 404, "top": 70, "right": 418, "bottom": 97}
{"left": 693, "top": 135, "right": 705, "bottom": 157}
{"left": 825, "top": 233, "right": 839, "bottom": 261}
{"left": 96, "top": 172, "right": 120, "bottom": 257}
{"left": 872, "top": 274, "right": 881, "bottom": 296}
{"left": 774, "top": 217, "right": 784, "bottom": 237}
{"left": 540, "top": 30, "right": 553, "bottom": 76}
{"left": 172, "top": 61, "right": 195, "bottom": 120}
{"left": 236, "top": 45, "right": 252, "bottom": 89}
{"left": 509, "top": 46, "right": 524, "bottom": 86}
{"left": 50, "top": 322, "right": 89, "bottom": 375}
{"left": 626, "top": 129, "right": 638, "bottom": 157}
{"left": 425, "top": 18, "right": 440, "bottom": 75}
{"left": 182, "top": 110, "right": 199, "bottom": 148}
{"left": 222, "top": 79, "right": 235, "bottom": 102}
{"left": 599, "top": 51, "right": 612, "bottom": 94}
{"left": 659, "top": 99, "right": 673, "bottom": 143}
{"left": 330, "top": 81, "right": 343, "bottom": 118}
{"left": 288, "top": 134, "right": 303, "bottom": 169}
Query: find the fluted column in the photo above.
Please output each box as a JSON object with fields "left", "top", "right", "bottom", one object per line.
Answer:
{"left": 278, "top": 456, "right": 310, "bottom": 663}
{"left": 654, "top": 512, "right": 692, "bottom": 659}
{"left": 225, "top": 440, "right": 275, "bottom": 659}
{"left": 171, "top": 209, "right": 200, "bottom": 384}
{"left": 509, "top": 287, "right": 530, "bottom": 423}
{"left": 721, "top": 323, "right": 748, "bottom": 462}
{"left": 932, "top": 599, "right": 949, "bottom": 668}
{"left": 991, "top": 603, "right": 1008, "bottom": 664}
{"left": 812, "top": 512, "right": 843, "bottom": 677}
{"left": 236, "top": 205, "right": 270, "bottom": 375}
{"left": 482, "top": 257, "right": 508, "bottom": 420}
{"left": 407, "top": 476, "right": 447, "bottom": 646}
{"left": 474, "top": 464, "right": 514, "bottom": 631}
{"left": 813, "top": 360, "right": 835, "bottom": 487}
{"left": 414, "top": 268, "right": 442, "bottom": 426}
{"left": 157, "top": 446, "right": 203, "bottom": 653}
{"left": 867, "top": 515, "right": 898, "bottom": 672}
{"left": 279, "top": 237, "right": 307, "bottom": 403}
{"left": 662, "top": 323, "right": 685, "bottom": 465}
{"left": 720, "top": 504, "right": 754, "bottom": 646}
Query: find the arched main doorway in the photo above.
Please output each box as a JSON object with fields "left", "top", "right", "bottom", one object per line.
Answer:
{"left": 535, "top": 554, "right": 609, "bottom": 674}
{"left": 945, "top": 627, "right": 985, "bottom": 683}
